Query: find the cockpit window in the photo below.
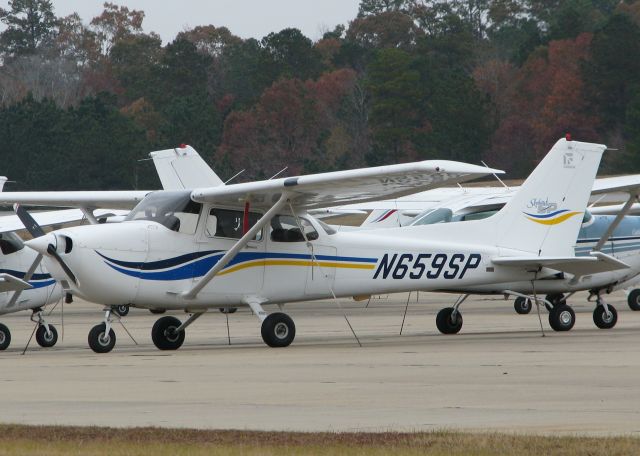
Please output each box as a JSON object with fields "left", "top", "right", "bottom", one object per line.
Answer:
{"left": 0, "top": 232, "right": 24, "bottom": 255}
{"left": 410, "top": 208, "right": 453, "bottom": 226}
{"left": 270, "top": 215, "right": 318, "bottom": 242}
{"left": 125, "top": 191, "right": 202, "bottom": 234}
{"left": 317, "top": 219, "right": 337, "bottom": 235}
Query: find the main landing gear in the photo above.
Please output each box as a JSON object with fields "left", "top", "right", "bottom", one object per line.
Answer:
{"left": 435, "top": 295, "right": 467, "bottom": 335}
{"left": 31, "top": 308, "right": 59, "bottom": 348}
{"left": 149, "top": 302, "right": 296, "bottom": 351}
{"left": 0, "top": 323, "right": 10, "bottom": 350}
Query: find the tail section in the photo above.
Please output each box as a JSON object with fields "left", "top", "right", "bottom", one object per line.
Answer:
{"left": 150, "top": 145, "right": 224, "bottom": 190}
{"left": 490, "top": 138, "right": 606, "bottom": 256}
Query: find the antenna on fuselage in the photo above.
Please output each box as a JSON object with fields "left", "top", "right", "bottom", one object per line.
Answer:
{"left": 481, "top": 160, "right": 509, "bottom": 189}
{"left": 269, "top": 166, "right": 288, "bottom": 180}
{"left": 224, "top": 169, "right": 245, "bottom": 184}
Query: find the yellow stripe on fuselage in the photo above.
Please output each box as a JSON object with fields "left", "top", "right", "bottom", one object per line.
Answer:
{"left": 526, "top": 211, "right": 582, "bottom": 225}
{"left": 217, "top": 259, "right": 376, "bottom": 276}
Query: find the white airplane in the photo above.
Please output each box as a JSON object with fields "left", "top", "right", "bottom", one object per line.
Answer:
{"left": 151, "top": 144, "right": 640, "bottom": 321}
{"left": 2, "top": 138, "right": 620, "bottom": 353}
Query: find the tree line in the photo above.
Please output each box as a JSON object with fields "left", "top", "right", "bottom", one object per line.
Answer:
{"left": 1, "top": 0, "right": 639, "bottom": 190}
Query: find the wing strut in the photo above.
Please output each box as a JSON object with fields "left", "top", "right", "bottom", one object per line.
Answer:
{"left": 7, "top": 254, "right": 42, "bottom": 309}
{"left": 593, "top": 190, "right": 640, "bottom": 252}
{"left": 182, "top": 192, "right": 289, "bottom": 300}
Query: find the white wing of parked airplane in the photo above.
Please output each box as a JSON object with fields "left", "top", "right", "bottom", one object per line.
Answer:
{"left": 191, "top": 161, "right": 503, "bottom": 209}
{"left": 0, "top": 208, "right": 128, "bottom": 234}
{"left": 0, "top": 191, "right": 150, "bottom": 210}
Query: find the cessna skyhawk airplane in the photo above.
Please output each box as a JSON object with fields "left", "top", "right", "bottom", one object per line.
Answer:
{"left": 3, "top": 138, "right": 621, "bottom": 353}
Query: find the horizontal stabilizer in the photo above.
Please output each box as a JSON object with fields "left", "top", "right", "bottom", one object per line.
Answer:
{"left": 0, "top": 273, "right": 32, "bottom": 293}
{"left": 492, "top": 252, "right": 629, "bottom": 277}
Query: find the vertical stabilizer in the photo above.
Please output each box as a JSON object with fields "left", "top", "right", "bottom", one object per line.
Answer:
{"left": 491, "top": 138, "right": 606, "bottom": 256}
{"left": 150, "top": 145, "right": 224, "bottom": 190}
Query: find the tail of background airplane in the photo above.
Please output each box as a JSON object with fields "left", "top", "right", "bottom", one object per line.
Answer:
{"left": 150, "top": 145, "right": 224, "bottom": 190}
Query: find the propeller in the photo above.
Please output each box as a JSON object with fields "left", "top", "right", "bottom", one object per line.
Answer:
{"left": 14, "top": 204, "right": 77, "bottom": 285}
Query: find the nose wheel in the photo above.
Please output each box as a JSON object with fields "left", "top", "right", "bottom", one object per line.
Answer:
{"left": 88, "top": 323, "right": 116, "bottom": 353}
{"left": 514, "top": 297, "right": 532, "bottom": 314}
{"left": 31, "top": 308, "right": 58, "bottom": 348}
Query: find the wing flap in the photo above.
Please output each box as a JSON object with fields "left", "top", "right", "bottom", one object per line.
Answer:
{"left": 191, "top": 160, "right": 503, "bottom": 209}
{"left": 492, "top": 252, "right": 629, "bottom": 276}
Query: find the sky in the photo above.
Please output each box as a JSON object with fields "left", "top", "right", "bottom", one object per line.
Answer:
{"left": 0, "top": 0, "right": 362, "bottom": 42}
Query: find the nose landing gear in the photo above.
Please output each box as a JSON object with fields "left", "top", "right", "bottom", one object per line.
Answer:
{"left": 31, "top": 308, "right": 58, "bottom": 348}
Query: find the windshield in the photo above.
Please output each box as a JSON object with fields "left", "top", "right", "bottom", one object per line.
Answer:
{"left": 125, "top": 191, "right": 202, "bottom": 234}
{"left": 411, "top": 208, "right": 453, "bottom": 226}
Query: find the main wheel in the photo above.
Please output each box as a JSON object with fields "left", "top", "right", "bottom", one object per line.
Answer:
{"left": 113, "top": 305, "right": 130, "bottom": 317}
{"left": 0, "top": 323, "right": 10, "bottom": 350}
{"left": 149, "top": 308, "right": 166, "bottom": 314}
{"left": 514, "top": 297, "right": 532, "bottom": 314}
{"left": 627, "top": 289, "right": 640, "bottom": 311}
{"left": 261, "top": 313, "right": 296, "bottom": 347}
{"left": 593, "top": 305, "right": 617, "bottom": 329}
{"left": 436, "top": 307, "right": 463, "bottom": 334}
{"left": 35, "top": 325, "right": 58, "bottom": 348}
{"left": 88, "top": 323, "right": 116, "bottom": 353}
{"left": 548, "top": 304, "right": 575, "bottom": 331}
{"left": 219, "top": 307, "right": 238, "bottom": 314}
{"left": 151, "top": 316, "right": 185, "bottom": 350}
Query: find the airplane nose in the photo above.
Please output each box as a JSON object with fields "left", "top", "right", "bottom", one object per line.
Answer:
{"left": 25, "top": 233, "right": 57, "bottom": 255}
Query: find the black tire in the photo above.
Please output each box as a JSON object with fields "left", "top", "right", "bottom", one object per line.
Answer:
{"left": 548, "top": 304, "right": 575, "bottom": 331}
{"left": 514, "top": 297, "right": 532, "bottom": 314}
{"left": 0, "top": 323, "right": 10, "bottom": 350}
{"left": 35, "top": 325, "right": 58, "bottom": 348}
{"left": 151, "top": 316, "right": 185, "bottom": 350}
{"left": 88, "top": 323, "right": 116, "bottom": 353}
{"left": 435, "top": 307, "right": 463, "bottom": 334}
{"left": 149, "top": 308, "right": 166, "bottom": 314}
{"left": 261, "top": 313, "right": 296, "bottom": 347}
{"left": 627, "top": 289, "right": 640, "bottom": 311}
{"left": 219, "top": 307, "right": 238, "bottom": 314}
{"left": 593, "top": 305, "right": 617, "bottom": 329}
{"left": 114, "top": 305, "right": 130, "bottom": 317}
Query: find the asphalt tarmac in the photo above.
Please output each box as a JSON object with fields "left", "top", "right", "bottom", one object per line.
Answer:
{"left": 1, "top": 291, "right": 639, "bottom": 435}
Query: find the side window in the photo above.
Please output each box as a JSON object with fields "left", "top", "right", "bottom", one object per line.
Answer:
{"left": 270, "top": 215, "right": 318, "bottom": 242}
{"left": 172, "top": 201, "right": 202, "bottom": 235}
{"left": 207, "top": 208, "right": 263, "bottom": 240}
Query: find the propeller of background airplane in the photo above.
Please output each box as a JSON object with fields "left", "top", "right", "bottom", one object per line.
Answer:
{"left": 13, "top": 204, "right": 77, "bottom": 285}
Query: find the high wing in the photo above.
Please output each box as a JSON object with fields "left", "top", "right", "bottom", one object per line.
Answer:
{"left": 0, "top": 191, "right": 150, "bottom": 210}
{"left": 591, "top": 174, "right": 640, "bottom": 196}
{"left": 492, "top": 251, "right": 629, "bottom": 277}
{"left": 191, "top": 160, "right": 503, "bottom": 209}
{"left": 0, "top": 208, "right": 128, "bottom": 234}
